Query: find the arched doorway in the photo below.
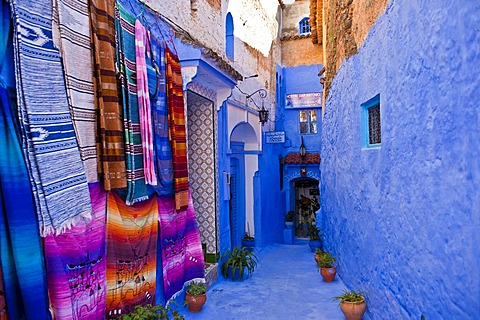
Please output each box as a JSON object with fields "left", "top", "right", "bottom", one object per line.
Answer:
{"left": 292, "top": 178, "right": 319, "bottom": 238}
{"left": 229, "top": 122, "right": 259, "bottom": 249}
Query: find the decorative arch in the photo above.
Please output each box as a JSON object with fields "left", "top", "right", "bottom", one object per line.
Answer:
{"left": 226, "top": 12, "right": 234, "bottom": 60}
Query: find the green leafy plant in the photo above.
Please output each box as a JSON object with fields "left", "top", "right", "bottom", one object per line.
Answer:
{"left": 187, "top": 281, "right": 206, "bottom": 296}
{"left": 316, "top": 252, "right": 336, "bottom": 268}
{"left": 221, "top": 246, "right": 258, "bottom": 280}
{"left": 119, "top": 303, "right": 184, "bottom": 320}
{"left": 308, "top": 222, "right": 322, "bottom": 241}
{"left": 285, "top": 211, "right": 294, "bottom": 222}
{"left": 333, "top": 290, "right": 365, "bottom": 304}
{"left": 314, "top": 248, "right": 323, "bottom": 255}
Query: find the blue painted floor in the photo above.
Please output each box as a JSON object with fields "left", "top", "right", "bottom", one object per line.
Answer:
{"left": 178, "top": 243, "right": 347, "bottom": 319}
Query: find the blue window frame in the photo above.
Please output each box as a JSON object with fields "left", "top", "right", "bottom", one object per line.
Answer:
{"left": 226, "top": 13, "right": 234, "bottom": 60}
{"left": 361, "top": 94, "right": 381, "bottom": 148}
{"left": 299, "top": 109, "right": 317, "bottom": 134}
{"left": 299, "top": 17, "right": 311, "bottom": 35}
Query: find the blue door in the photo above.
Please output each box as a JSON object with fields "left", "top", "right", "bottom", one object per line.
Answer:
{"left": 229, "top": 157, "right": 245, "bottom": 248}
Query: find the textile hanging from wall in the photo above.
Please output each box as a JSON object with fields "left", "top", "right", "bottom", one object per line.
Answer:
{"left": 135, "top": 20, "right": 157, "bottom": 186}
{"left": 0, "top": 264, "right": 5, "bottom": 319}
{"left": 52, "top": 0, "right": 98, "bottom": 183}
{"left": 10, "top": 0, "right": 91, "bottom": 236}
{"left": 0, "top": 86, "right": 51, "bottom": 319}
{"left": 150, "top": 36, "right": 174, "bottom": 196}
{"left": 44, "top": 182, "right": 107, "bottom": 320}
{"left": 90, "top": 0, "right": 127, "bottom": 191}
{"left": 115, "top": 2, "right": 149, "bottom": 205}
{"left": 165, "top": 48, "right": 189, "bottom": 211}
{"left": 106, "top": 191, "right": 158, "bottom": 317}
{"left": 158, "top": 191, "right": 205, "bottom": 302}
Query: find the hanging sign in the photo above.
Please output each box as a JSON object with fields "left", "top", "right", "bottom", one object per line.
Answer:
{"left": 285, "top": 92, "right": 322, "bottom": 108}
{"left": 265, "top": 131, "right": 285, "bottom": 144}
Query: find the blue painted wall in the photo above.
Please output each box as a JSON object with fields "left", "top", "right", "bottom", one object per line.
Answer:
{"left": 320, "top": 1, "right": 480, "bottom": 319}
{"left": 281, "top": 64, "right": 323, "bottom": 155}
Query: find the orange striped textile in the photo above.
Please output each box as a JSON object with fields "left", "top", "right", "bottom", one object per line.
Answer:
{"left": 165, "top": 48, "right": 189, "bottom": 211}
{"left": 105, "top": 192, "right": 158, "bottom": 318}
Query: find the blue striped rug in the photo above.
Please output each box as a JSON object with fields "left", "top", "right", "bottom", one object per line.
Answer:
{"left": 10, "top": 0, "right": 92, "bottom": 236}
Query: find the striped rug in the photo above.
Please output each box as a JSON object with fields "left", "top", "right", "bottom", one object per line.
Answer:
{"left": 106, "top": 191, "right": 158, "bottom": 318}
{"left": 44, "top": 182, "right": 107, "bottom": 320}
{"left": 115, "top": 2, "right": 149, "bottom": 205}
{"left": 90, "top": 0, "right": 127, "bottom": 191}
{"left": 52, "top": 0, "right": 98, "bottom": 183}
{"left": 10, "top": 0, "right": 92, "bottom": 236}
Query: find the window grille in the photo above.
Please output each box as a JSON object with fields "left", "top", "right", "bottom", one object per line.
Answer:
{"left": 299, "top": 17, "right": 311, "bottom": 35}
{"left": 361, "top": 94, "right": 381, "bottom": 148}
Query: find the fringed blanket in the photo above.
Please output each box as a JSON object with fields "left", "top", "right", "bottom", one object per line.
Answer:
{"left": 10, "top": 0, "right": 91, "bottom": 236}
{"left": 115, "top": 2, "right": 149, "bottom": 205}
{"left": 90, "top": 0, "right": 127, "bottom": 191}
{"left": 165, "top": 48, "right": 189, "bottom": 211}
{"left": 0, "top": 86, "right": 51, "bottom": 319}
{"left": 106, "top": 191, "right": 158, "bottom": 318}
{"left": 52, "top": 0, "right": 98, "bottom": 183}
{"left": 44, "top": 182, "right": 107, "bottom": 320}
{"left": 135, "top": 20, "right": 157, "bottom": 186}
{"left": 158, "top": 191, "right": 205, "bottom": 302}
{"left": 150, "top": 36, "right": 174, "bottom": 196}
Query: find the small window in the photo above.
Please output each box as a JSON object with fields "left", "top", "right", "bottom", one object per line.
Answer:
{"left": 299, "top": 110, "right": 317, "bottom": 134}
{"left": 361, "top": 94, "right": 381, "bottom": 148}
{"left": 226, "top": 13, "right": 234, "bottom": 60}
{"left": 299, "top": 17, "right": 311, "bottom": 35}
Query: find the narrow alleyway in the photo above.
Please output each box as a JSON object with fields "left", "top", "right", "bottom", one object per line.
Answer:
{"left": 179, "top": 243, "right": 346, "bottom": 319}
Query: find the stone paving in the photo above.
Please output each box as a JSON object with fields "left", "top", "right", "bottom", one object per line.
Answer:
{"left": 178, "top": 243, "right": 347, "bottom": 320}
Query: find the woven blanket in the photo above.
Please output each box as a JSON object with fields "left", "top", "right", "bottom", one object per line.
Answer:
{"left": 90, "top": 0, "right": 127, "bottom": 191}
{"left": 10, "top": 0, "right": 92, "bottom": 236}
{"left": 44, "top": 182, "right": 107, "bottom": 320}
{"left": 158, "top": 190, "right": 205, "bottom": 302}
{"left": 150, "top": 36, "right": 174, "bottom": 196}
{"left": 135, "top": 20, "right": 157, "bottom": 186}
{"left": 106, "top": 191, "right": 158, "bottom": 317}
{"left": 115, "top": 2, "right": 149, "bottom": 205}
{"left": 0, "top": 86, "right": 51, "bottom": 319}
{"left": 52, "top": 0, "right": 98, "bottom": 183}
{"left": 165, "top": 48, "right": 189, "bottom": 211}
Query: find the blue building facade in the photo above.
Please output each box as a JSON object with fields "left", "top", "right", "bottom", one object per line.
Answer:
{"left": 320, "top": 0, "right": 480, "bottom": 318}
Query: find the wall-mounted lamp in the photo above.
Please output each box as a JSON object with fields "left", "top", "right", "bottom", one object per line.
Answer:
{"left": 246, "top": 88, "right": 269, "bottom": 126}
{"left": 235, "top": 85, "right": 270, "bottom": 126}
{"left": 299, "top": 136, "right": 307, "bottom": 159}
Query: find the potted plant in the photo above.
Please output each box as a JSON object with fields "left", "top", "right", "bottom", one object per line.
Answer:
{"left": 185, "top": 281, "right": 206, "bottom": 313}
{"left": 314, "top": 248, "right": 323, "bottom": 264}
{"left": 333, "top": 290, "right": 366, "bottom": 320}
{"left": 221, "top": 246, "right": 258, "bottom": 281}
{"left": 119, "top": 303, "right": 184, "bottom": 320}
{"left": 241, "top": 232, "right": 255, "bottom": 250}
{"left": 308, "top": 222, "right": 322, "bottom": 251}
{"left": 317, "top": 251, "right": 336, "bottom": 282}
{"left": 285, "top": 211, "right": 294, "bottom": 229}
{"left": 241, "top": 223, "right": 255, "bottom": 250}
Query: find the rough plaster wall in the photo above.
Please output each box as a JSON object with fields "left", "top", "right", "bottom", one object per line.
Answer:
{"left": 321, "top": 1, "right": 480, "bottom": 318}
{"left": 146, "top": 0, "right": 224, "bottom": 54}
{"left": 281, "top": 38, "right": 323, "bottom": 67}
{"left": 323, "top": 0, "right": 388, "bottom": 98}
{"left": 282, "top": 0, "right": 310, "bottom": 38}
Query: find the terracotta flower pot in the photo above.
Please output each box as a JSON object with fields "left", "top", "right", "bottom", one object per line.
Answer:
{"left": 339, "top": 300, "right": 366, "bottom": 320}
{"left": 320, "top": 266, "right": 336, "bottom": 282}
{"left": 185, "top": 292, "right": 207, "bottom": 312}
